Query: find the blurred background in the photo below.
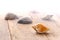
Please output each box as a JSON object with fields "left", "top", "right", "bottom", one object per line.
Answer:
{"left": 0, "top": 0, "right": 60, "bottom": 17}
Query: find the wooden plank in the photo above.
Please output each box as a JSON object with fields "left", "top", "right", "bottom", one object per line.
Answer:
{"left": 36, "top": 14, "right": 60, "bottom": 40}
{"left": 8, "top": 13, "right": 60, "bottom": 40}
{"left": 0, "top": 18, "right": 11, "bottom": 40}
{"left": 39, "top": 19, "right": 60, "bottom": 40}
{"left": 8, "top": 20, "right": 48, "bottom": 40}
{"left": 29, "top": 13, "right": 60, "bottom": 40}
{"left": 7, "top": 13, "right": 48, "bottom": 40}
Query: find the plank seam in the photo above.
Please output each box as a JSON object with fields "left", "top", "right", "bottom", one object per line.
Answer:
{"left": 7, "top": 20, "right": 13, "bottom": 40}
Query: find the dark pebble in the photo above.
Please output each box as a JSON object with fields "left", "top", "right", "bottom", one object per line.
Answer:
{"left": 18, "top": 17, "right": 32, "bottom": 24}
{"left": 5, "top": 13, "right": 18, "bottom": 20}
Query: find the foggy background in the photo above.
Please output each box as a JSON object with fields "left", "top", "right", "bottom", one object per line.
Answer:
{"left": 0, "top": 0, "right": 60, "bottom": 17}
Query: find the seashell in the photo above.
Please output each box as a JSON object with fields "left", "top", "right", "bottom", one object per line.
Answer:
{"left": 32, "top": 24, "right": 49, "bottom": 33}
{"left": 5, "top": 13, "right": 18, "bottom": 20}
{"left": 18, "top": 17, "right": 32, "bottom": 24}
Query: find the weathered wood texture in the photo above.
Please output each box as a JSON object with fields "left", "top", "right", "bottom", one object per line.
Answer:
{"left": 7, "top": 13, "right": 60, "bottom": 40}
{"left": 0, "top": 18, "right": 11, "bottom": 40}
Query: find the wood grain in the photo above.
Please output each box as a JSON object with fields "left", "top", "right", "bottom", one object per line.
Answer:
{"left": 8, "top": 19, "right": 48, "bottom": 40}
{"left": 8, "top": 13, "right": 60, "bottom": 40}
{"left": 0, "top": 18, "right": 11, "bottom": 40}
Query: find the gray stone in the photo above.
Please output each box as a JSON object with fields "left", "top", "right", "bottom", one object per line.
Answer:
{"left": 42, "top": 15, "right": 53, "bottom": 20}
{"left": 5, "top": 13, "right": 18, "bottom": 20}
{"left": 18, "top": 17, "right": 32, "bottom": 24}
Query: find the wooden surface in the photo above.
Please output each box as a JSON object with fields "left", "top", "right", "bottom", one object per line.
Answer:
{"left": 8, "top": 13, "right": 60, "bottom": 40}
{"left": 0, "top": 18, "right": 11, "bottom": 40}
{"left": 0, "top": 13, "right": 60, "bottom": 40}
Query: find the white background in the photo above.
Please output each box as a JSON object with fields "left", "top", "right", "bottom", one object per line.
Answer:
{"left": 0, "top": 0, "right": 60, "bottom": 17}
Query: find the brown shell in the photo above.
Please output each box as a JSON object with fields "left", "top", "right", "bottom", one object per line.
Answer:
{"left": 32, "top": 24, "right": 49, "bottom": 33}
